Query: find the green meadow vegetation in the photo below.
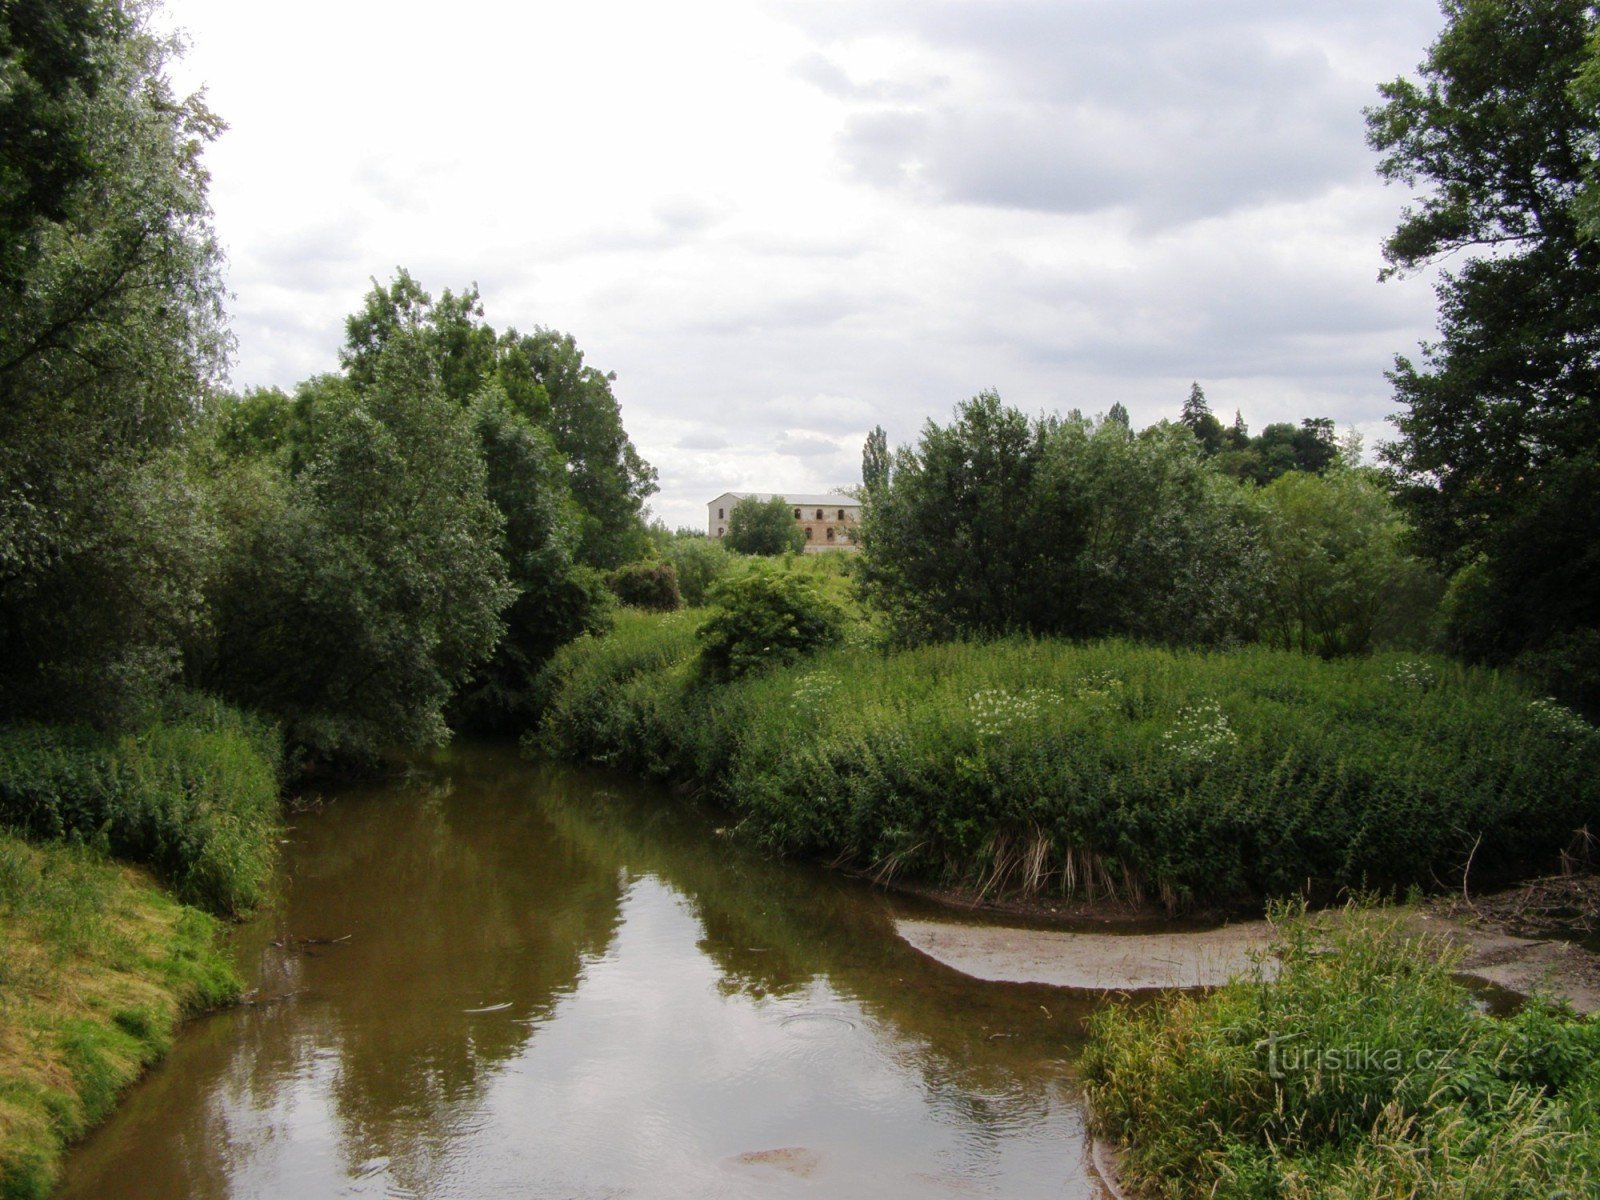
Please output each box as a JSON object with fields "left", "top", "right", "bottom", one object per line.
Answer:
{"left": 1, "top": 0, "right": 1598, "bottom": 1195}
{"left": 0, "top": 835, "right": 238, "bottom": 1199}
{"left": 1084, "top": 907, "right": 1600, "bottom": 1199}
{"left": 534, "top": 605, "right": 1597, "bottom": 910}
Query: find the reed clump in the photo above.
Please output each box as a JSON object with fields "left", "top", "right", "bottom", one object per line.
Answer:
{"left": 532, "top": 614, "right": 1600, "bottom": 910}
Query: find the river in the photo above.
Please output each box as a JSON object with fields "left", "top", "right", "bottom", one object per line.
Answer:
{"left": 56, "top": 742, "right": 1110, "bottom": 1199}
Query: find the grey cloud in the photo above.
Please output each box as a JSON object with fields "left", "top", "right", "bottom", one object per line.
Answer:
{"left": 653, "top": 195, "right": 722, "bottom": 234}
{"left": 788, "top": 0, "right": 1441, "bottom": 224}
{"left": 676, "top": 431, "right": 730, "bottom": 450}
{"left": 776, "top": 431, "right": 845, "bottom": 458}
{"left": 791, "top": 51, "right": 948, "bottom": 102}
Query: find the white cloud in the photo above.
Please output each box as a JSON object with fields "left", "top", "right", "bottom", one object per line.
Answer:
{"left": 158, "top": 0, "right": 1447, "bottom": 528}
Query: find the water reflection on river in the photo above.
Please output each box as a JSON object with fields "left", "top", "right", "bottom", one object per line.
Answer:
{"left": 57, "top": 743, "right": 1105, "bottom": 1199}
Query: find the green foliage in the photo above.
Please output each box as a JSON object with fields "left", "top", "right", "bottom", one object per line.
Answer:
{"left": 861, "top": 394, "right": 1266, "bottom": 646}
{"left": 532, "top": 609, "right": 704, "bottom": 769}
{"left": 450, "top": 386, "right": 608, "bottom": 734}
{"left": 534, "top": 621, "right": 1600, "bottom": 909}
{"left": 199, "top": 336, "right": 514, "bottom": 763}
{"left": 1180, "top": 382, "right": 1225, "bottom": 455}
{"left": 656, "top": 534, "right": 734, "bottom": 606}
{"left": 1083, "top": 907, "right": 1600, "bottom": 1198}
{"left": 1367, "top": 0, "right": 1600, "bottom": 710}
{"left": 1252, "top": 467, "right": 1443, "bottom": 657}
{"left": 724, "top": 495, "right": 808, "bottom": 556}
{"left": 0, "top": 696, "right": 282, "bottom": 916}
{"left": 1215, "top": 418, "right": 1339, "bottom": 485}
{"left": 0, "top": 0, "right": 227, "bottom": 727}
{"left": 695, "top": 569, "right": 846, "bottom": 683}
{"left": 339, "top": 271, "right": 658, "bottom": 569}
{"left": 1576, "top": 27, "right": 1600, "bottom": 239}
{"left": 606, "top": 561, "right": 682, "bottom": 612}
{"left": 862, "top": 425, "right": 891, "bottom": 497}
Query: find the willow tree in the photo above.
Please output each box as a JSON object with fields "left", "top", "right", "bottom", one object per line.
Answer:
{"left": 0, "top": 0, "right": 228, "bottom": 723}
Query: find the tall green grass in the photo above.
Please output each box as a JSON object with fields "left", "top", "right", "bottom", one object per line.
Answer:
{"left": 0, "top": 833, "right": 239, "bottom": 1200}
{"left": 1082, "top": 906, "right": 1600, "bottom": 1198}
{"left": 0, "top": 695, "right": 283, "bottom": 916}
{"left": 531, "top": 617, "right": 1600, "bottom": 909}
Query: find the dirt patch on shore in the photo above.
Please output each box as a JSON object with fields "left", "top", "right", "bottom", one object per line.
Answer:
{"left": 896, "top": 918, "right": 1275, "bottom": 991}
{"left": 896, "top": 876, "right": 1600, "bottom": 1012}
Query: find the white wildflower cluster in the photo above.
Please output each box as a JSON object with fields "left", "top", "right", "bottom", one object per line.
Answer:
{"left": 969, "top": 687, "right": 1063, "bottom": 738}
{"left": 1526, "top": 696, "right": 1595, "bottom": 740}
{"left": 789, "top": 670, "right": 840, "bottom": 712}
{"left": 1162, "top": 700, "right": 1238, "bottom": 763}
{"left": 1385, "top": 660, "right": 1437, "bottom": 690}
{"left": 1075, "top": 672, "right": 1124, "bottom": 701}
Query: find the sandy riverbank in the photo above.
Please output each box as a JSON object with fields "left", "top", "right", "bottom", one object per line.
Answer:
{"left": 897, "top": 879, "right": 1600, "bottom": 1011}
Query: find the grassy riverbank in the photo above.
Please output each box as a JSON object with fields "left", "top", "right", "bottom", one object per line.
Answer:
{"left": 533, "top": 611, "right": 1600, "bottom": 910}
{"left": 0, "top": 834, "right": 240, "bottom": 1200}
{"left": 0, "top": 696, "right": 282, "bottom": 1196}
{"left": 0, "top": 696, "right": 283, "bottom": 917}
{"left": 1083, "top": 906, "right": 1600, "bottom": 1198}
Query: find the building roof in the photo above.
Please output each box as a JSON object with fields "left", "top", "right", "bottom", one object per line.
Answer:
{"left": 709, "top": 491, "right": 859, "bottom": 508}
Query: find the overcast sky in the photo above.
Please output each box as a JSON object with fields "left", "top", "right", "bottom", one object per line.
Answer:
{"left": 158, "top": 0, "right": 1448, "bottom": 530}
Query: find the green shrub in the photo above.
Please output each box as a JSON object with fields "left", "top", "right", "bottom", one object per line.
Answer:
{"left": 696, "top": 569, "right": 846, "bottom": 683}
{"left": 0, "top": 696, "right": 282, "bottom": 916}
{"left": 659, "top": 535, "right": 733, "bottom": 606}
{"left": 725, "top": 496, "right": 808, "bottom": 556}
{"left": 1082, "top": 906, "right": 1600, "bottom": 1198}
{"left": 532, "top": 623, "right": 1600, "bottom": 910}
{"left": 606, "top": 561, "right": 682, "bottom": 611}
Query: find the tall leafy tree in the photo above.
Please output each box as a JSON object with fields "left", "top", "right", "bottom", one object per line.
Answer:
{"left": 862, "top": 424, "right": 890, "bottom": 497}
{"left": 860, "top": 394, "right": 1265, "bottom": 645}
{"left": 340, "top": 272, "right": 658, "bottom": 569}
{"left": 725, "top": 496, "right": 807, "bottom": 556}
{"left": 201, "top": 337, "right": 513, "bottom": 762}
{"left": 449, "top": 387, "right": 608, "bottom": 733}
{"left": 1367, "top": 0, "right": 1600, "bottom": 705}
{"left": 0, "top": 0, "right": 228, "bottom": 723}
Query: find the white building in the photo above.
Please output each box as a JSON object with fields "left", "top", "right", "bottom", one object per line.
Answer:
{"left": 707, "top": 491, "right": 861, "bottom": 551}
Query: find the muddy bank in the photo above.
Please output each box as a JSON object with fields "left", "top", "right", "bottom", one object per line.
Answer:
{"left": 896, "top": 918, "right": 1274, "bottom": 990}
{"left": 898, "top": 885, "right": 1600, "bottom": 1012}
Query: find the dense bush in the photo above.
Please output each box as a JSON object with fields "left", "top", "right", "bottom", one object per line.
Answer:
{"left": 1084, "top": 907, "right": 1600, "bottom": 1198}
{"left": 0, "top": 697, "right": 282, "bottom": 916}
{"left": 1251, "top": 467, "right": 1442, "bottom": 657}
{"left": 695, "top": 570, "right": 846, "bottom": 683}
{"left": 532, "top": 616, "right": 1600, "bottom": 909}
{"left": 198, "top": 337, "right": 514, "bottom": 763}
{"left": 606, "top": 561, "right": 682, "bottom": 611}
{"left": 861, "top": 395, "right": 1266, "bottom": 645}
{"left": 725, "top": 495, "right": 807, "bottom": 556}
{"left": 658, "top": 534, "right": 733, "bottom": 606}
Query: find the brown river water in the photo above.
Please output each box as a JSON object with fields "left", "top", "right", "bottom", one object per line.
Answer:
{"left": 56, "top": 742, "right": 1113, "bottom": 1199}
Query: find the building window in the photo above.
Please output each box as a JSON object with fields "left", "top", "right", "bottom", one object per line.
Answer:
{"left": 804, "top": 527, "right": 813, "bottom": 540}
{"left": 838, "top": 508, "right": 846, "bottom": 519}
{"left": 815, "top": 508, "right": 823, "bottom": 519}
{"left": 826, "top": 527, "right": 835, "bottom": 541}
{"left": 717, "top": 527, "right": 724, "bottom": 537}
{"left": 718, "top": 507, "right": 724, "bottom": 519}
{"left": 793, "top": 507, "right": 801, "bottom": 518}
